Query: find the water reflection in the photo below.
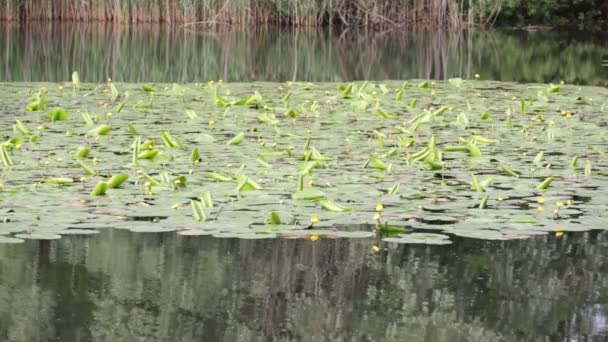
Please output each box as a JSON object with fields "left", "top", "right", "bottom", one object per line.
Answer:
{"left": 1, "top": 230, "right": 607, "bottom": 341}
{"left": 1, "top": 24, "right": 606, "bottom": 85}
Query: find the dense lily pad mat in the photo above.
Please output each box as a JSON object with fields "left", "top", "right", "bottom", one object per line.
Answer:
{"left": 0, "top": 80, "right": 607, "bottom": 244}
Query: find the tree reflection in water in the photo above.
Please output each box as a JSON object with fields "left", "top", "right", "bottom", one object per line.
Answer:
{"left": 1, "top": 229, "right": 607, "bottom": 341}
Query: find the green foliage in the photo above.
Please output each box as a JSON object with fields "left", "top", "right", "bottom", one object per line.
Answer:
{"left": 484, "top": 0, "right": 608, "bottom": 30}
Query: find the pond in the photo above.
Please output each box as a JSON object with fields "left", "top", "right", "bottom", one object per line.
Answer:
{"left": 1, "top": 24, "right": 608, "bottom": 341}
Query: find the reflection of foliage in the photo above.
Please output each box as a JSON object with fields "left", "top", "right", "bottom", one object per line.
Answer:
{"left": 1, "top": 230, "right": 608, "bottom": 340}
{"left": 0, "top": 25, "right": 606, "bottom": 86}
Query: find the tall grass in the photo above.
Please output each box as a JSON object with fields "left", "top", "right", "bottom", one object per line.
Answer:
{"left": 0, "top": 0, "right": 497, "bottom": 28}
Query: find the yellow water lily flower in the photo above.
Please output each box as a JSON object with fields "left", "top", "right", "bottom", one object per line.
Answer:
{"left": 372, "top": 245, "right": 380, "bottom": 252}
{"left": 537, "top": 197, "right": 545, "bottom": 204}
{"left": 555, "top": 231, "right": 564, "bottom": 237}
{"left": 310, "top": 234, "right": 319, "bottom": 241}
{"left": 310, "top": 216, "right": 319, "bottom": 225}
{"left": 375, "top": 203, "right": 384, "bottom": 212}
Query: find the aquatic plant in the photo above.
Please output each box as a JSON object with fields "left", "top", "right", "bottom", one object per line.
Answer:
{"left": 0, "top": 79, "right": 606, "bottom": 244}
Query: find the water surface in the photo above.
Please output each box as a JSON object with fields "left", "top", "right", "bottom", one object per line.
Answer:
{"left": 1, "top": 230, "right": 607, "bottom": 341}
{"left": 1, "top": 24, "right": 607, "bottom": 85}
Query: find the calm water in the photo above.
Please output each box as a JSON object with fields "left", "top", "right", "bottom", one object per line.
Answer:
{"left": 0, "top": 24, "right": 607, "bottom": 85}
{"left": 1, "top": 230, "right": 608, "bottom": 341}
{"left": 1, "top": 24, "right": 608, "bottom": 341}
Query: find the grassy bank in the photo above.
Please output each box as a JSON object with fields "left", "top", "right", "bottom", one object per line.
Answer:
{"left": 0, "top": 0, "right": 496, "bottom": 28}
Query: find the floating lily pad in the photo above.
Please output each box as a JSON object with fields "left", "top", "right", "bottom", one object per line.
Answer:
{"left": 383, "top": 233, "right": 452, "bottom": 245}
{"left": 0, "top": 236, "right": 25, "bottom": 244}
{"left": 177, "top": 229, "right": 219, "bottom": 236}
{"left": 53, "top": 229, "right": 100, "bottom": 235}
{"left": 129, "top": 227, "right": 177, "bottom": 233}
{"left": 14, "top": 233, "right": 62, "bottom": 240}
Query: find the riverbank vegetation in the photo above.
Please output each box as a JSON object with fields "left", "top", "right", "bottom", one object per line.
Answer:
{"left": 0, "top": 0, "right": 495, "bottom": 28}
{"left": 1, "top": 0, "right": 606, "bottom": 30}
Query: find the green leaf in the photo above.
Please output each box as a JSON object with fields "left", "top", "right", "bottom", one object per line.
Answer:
{"left": 207, "top": 172, "right": 233, "bottom": 182}
{"left": 161, "top": 131, "right": 183, "bottom": 149}
{"left": 91, "top": 181, "right": 108, "bottom": 196}
{"left": 267, "top": 211, "right": 281, "bottom": 225}
{"left": 14, "top": 120, "right": 31, "bottom": 136}
{"left": 49, "top": 108, "right": 68, "bottom": 122}
{"left": 317, "top": 198, "right": 352, "bottom": 212}
{"left": 387, "top": 182, "right": 400, "bottom": 195}
{"left": 191, "top": 148, "right": 201, "bottom": 164}
{"left": 87, "top": 125, "right": 112, "bottom": 136}
{"left": 107, "top": 174, "right": 128, "bottom": 189}
{"left": 227, "top": 132, "right": 245, "bottom": 145}
{"left": 536, "top": 176, "right": 554, "bottom": 190}
{"left": 191, "top": 200, "right": 207, "bottom": 222}
{"left": 142, "top": 84, "right": 157, "bottom": 92}
{"left": 77, "top": 160, "right": 96, "bottom": 176}
{"left": 292, "top": 189, "right": 325, "bottom": 201}
{"left": 499, "top": 164, "right": 519, "bottom": 177}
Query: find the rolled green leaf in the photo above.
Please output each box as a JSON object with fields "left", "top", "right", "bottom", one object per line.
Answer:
{"left": 536, "top": 176, "right": 554, "bottom": 190}
{"left": 207, "top": 172, "right": 233, "bottom": 182}
{"left": 91, "top": 182, "right": 108, "bottom": 196}
{"left": 500, "top": 164, "right": 519, "bottom": 177}
{"left": 87, "top": 125, "right": 112, "bottom": 136}
{"left": 267, "top": 211, "right": 281, "bottom": 225}
{"left": 107, "top": 174, "right": 128, "bottom": 189}
{"left": 479, "top": 196, "right": 489, "bottom": 209}
{"left": 227, "top": 132, "right": 245, "bottom": 145}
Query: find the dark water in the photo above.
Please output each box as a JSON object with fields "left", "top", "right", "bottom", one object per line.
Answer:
{"left": 1, "top": 24, "right": 608, "bottom": 341}
{"left": 1, "top": 230, "right": 608, "bottom": 341}
{"left": 0, "top": 24, "right": 607, "bottom": 85}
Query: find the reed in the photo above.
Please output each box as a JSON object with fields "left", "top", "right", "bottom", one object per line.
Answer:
{"left": 0, "top": 0, "right": 495, "bottom": 28}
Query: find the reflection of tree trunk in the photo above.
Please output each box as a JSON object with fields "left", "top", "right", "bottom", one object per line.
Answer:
{"left": 292, "top": 30, "right": 298, "bottom": 82}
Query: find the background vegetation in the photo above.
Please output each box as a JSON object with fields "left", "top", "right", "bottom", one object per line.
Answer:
{"left": 0, "top": 0, "right": 606, "bottom": 30}
{"left": 0, "top": 0, "right": 488, "bottom": 28}
{"left": 485, "top": 0, "right": 608, "bottom": 31}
